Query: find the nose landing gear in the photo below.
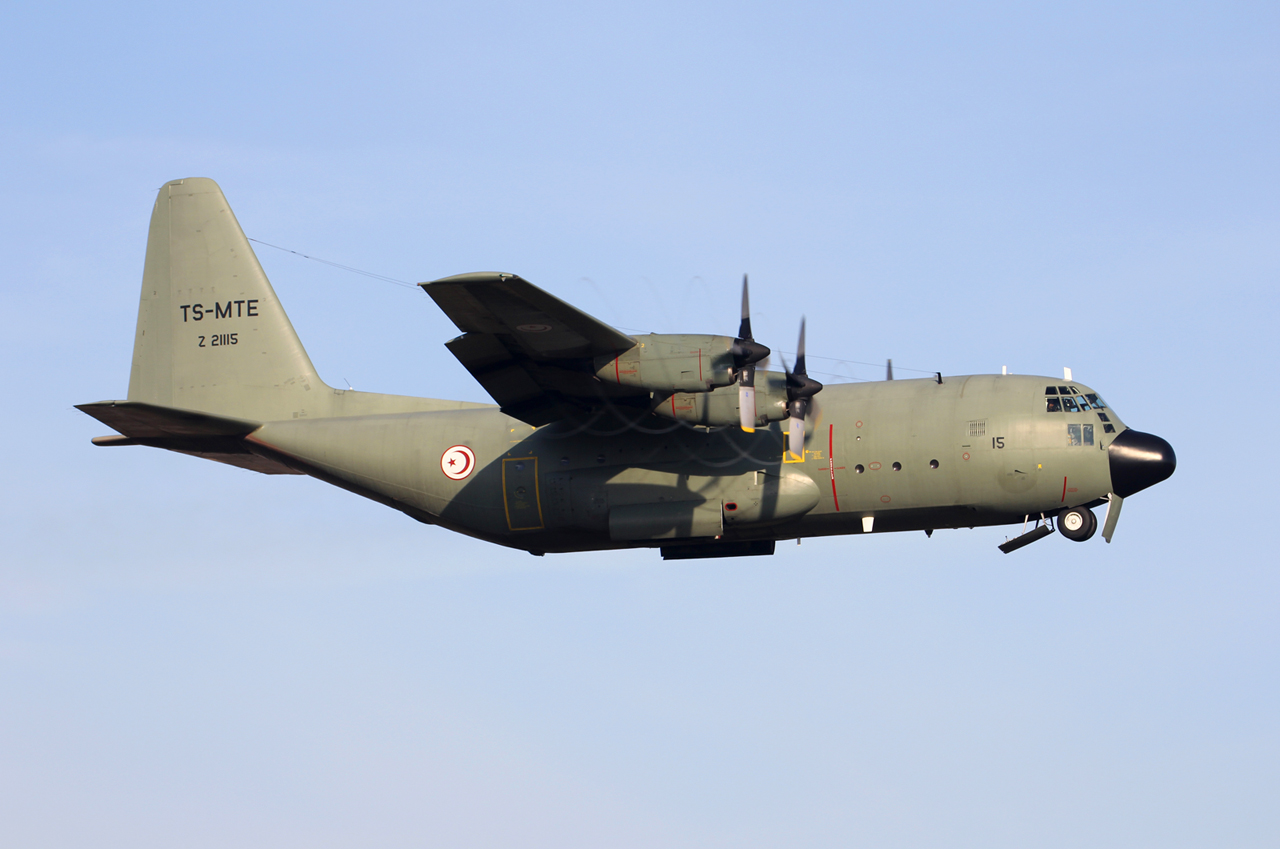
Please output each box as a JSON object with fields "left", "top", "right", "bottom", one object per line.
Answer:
{"left": 1058, "top": 505, "right": 1097, "bottom": 541}
{"left": 999, "top": 506, "right": 1100, "bottom": 553}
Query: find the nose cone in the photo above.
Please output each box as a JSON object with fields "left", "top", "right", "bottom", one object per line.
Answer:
{"left": 1108, "top": 429, "right": 1176, "bottom": 497}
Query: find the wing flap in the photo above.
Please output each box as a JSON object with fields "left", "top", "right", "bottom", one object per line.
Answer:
{"left": 443, "top": 334, "right": 577, "bottom": 425}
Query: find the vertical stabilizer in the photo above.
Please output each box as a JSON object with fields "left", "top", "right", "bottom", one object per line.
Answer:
{"left": 128, "top": 178, "right": 327, "bottom": 422}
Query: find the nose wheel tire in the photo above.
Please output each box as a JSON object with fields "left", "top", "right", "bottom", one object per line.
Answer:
{"left": 1058, "top": 506, "right": 1097, "bottom": 542}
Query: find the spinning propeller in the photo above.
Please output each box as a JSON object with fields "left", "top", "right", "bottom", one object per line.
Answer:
{"left": 731, "top": 275, "right": 822, "bottom": 450}
{"left": 732, "top": 274, "right": 771, "bottom": 431}
{"left": 783, "top": 318, "right": 823, "bottom": 458}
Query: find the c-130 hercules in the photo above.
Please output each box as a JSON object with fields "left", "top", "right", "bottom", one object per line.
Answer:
{"left": 79, "top": 179, "right": 1175, "bottom": 558}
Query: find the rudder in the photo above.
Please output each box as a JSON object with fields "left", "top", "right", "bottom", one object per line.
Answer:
{"left": 128, "top": 178, "right": 327, "bottom": 422}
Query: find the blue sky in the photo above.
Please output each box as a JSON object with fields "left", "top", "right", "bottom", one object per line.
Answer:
{"left": 2, "top": 2, "right": 1277, "bottom": 846}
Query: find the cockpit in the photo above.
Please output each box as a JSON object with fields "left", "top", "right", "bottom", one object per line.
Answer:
{"left": 1044, "top": 385, "right": 1117, "bottom": 433}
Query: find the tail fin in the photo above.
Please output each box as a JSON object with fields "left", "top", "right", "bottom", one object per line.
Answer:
{"left": 127, "top": 178, "right": 327, "bottom": 422}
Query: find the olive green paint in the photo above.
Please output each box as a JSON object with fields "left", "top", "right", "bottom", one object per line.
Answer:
{"left": 79, "top": 179, "right": 1168, "bottom": 557}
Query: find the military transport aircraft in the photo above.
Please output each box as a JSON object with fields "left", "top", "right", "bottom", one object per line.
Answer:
{"left": 78, "top": 179, "right": 1175, "bottom": 559}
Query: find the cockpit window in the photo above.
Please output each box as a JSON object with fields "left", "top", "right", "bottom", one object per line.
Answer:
{"left": 1065, "top": 423, "right": 1096, "bottom": 446}
{"left": 1045, "top": 388, "right": 1107, "bottom": 414}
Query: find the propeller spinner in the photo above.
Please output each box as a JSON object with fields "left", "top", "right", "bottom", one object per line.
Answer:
{"left": 784, "top": 318, "right": 823, "bottom": 458}
{"left": 733, "top": 274, "right": 770, "bottom": 431}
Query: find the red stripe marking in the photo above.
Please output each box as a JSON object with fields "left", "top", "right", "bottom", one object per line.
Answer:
{"left": 1061, "top": 476, "right": 1068, "bottom": 502}
{"left": 829, "top": 424, "right": 840, "bottom": 511}
{"left": 615, "top": 357, "right": 621, "bottom": 384}
{"left": 671, "top": 393, "right": 677, "bottom": 416}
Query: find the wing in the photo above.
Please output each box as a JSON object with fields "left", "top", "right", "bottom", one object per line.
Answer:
{"left": 422, "top": 272, "right": 642, "bottom": 425}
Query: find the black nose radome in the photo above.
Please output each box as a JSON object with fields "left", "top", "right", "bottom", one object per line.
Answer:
{"left": 1108, "top": 429, "right": 1176, "bottom": 497}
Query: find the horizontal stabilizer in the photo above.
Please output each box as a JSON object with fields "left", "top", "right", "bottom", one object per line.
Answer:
{"left": 77, "top": 401, "right": 299, "bottom": 475}
{"left": 77, "top": 400, "right": 260, "bottom": 438}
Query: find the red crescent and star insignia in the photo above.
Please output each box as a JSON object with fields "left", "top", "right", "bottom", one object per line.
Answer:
{"left": 440, "top": 445, "right": 476, "bottom": 480}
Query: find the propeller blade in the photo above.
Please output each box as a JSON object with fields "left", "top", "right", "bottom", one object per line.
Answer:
{"left": 732, "top": 274, "right": 769, "bottom": 371}
{"left": 795, "top": 317, "right": 806, "bottom": 377}
{"left": 788, "top": 415, "right": 804, "bottom": 458}
{"left": 733, "top": 274, "right": 768, "bottom": 432}
{"left": 739, "top": 378, "right": 756, "bottom": 432}
{"left": 886, "top": 358, "right": 893, "bottom": 380}
{"left": 783, "top": 317, "right": 822, "bottom": 454}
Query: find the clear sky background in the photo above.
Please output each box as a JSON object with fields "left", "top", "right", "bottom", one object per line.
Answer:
{"left": 2, "top": 2, "right": 1277, "bottom": 846}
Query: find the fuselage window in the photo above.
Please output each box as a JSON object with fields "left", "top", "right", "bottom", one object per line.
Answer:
{"left": 1046, "top": 397, "right": 1062, "bottom": 412}
{"left": 1045, "top": 386, "right": 1059, "bottom": 395}
{"left": 1067, "top": 424, "right": 1082, "bottom": 446}
{"left": 1085, "top": 393, "right": 1106, "bottom": 409}
{"left": 1083, "top": 424, "right": 1094, "bottom": 445}
{"left": 1062, "top": 396, "right": 1080, "bottom": 413}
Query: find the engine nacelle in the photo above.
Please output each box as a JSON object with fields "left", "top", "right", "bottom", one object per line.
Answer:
{"left": 594, "top": 334, "right": 737, "bottom": 394}
{"left": 652, "top": 371, "right": 790, "bottom": 428}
